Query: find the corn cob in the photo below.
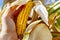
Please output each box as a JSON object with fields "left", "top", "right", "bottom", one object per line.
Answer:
{"left": 17, "top": 1, "right": 34, "bottom": 35}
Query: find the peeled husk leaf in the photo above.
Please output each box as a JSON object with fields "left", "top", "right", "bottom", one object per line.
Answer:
{"left": 23, "top": 20, "right": 52, "bottom": 40}
{"left": 0, "top": 3, "right": 10, "bottom": 31}
{"left": 23, "top": 20, "right": 42, "bottom": 40}
{"left": 55, "top": 15, "right": 60, "bottom": 32}
{"left": 49, "top": 13, "right": 58, "bottom": 26}
{"left": 10, "top": 0, "right": 29, "bottom": 7}
{"left": 34, "top": 1, "right": 49, "bottom": 26}
{"left": 28, "top": 23, "right": 52, "bottom": 40}
{"left": 31, "top": 10, "right": 38, "bottom": 22}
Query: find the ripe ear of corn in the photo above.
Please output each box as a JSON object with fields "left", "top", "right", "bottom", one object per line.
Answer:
{"left": 17, "top": 1, "right": 34, "bottom": 35}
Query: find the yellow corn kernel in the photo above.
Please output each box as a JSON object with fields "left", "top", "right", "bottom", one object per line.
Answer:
{"left": 17, "top": 1, "right": 34, "bottom": 35}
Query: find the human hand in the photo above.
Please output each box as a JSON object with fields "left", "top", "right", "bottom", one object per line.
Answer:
{"left": 0, "top": 4, "right": 24, "bottom": 40}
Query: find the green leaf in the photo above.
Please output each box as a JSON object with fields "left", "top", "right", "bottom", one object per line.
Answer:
{"left": 55, "top": 17, "right": 60, "bottom": 29}
{"left": 52, "top": 34, "right": 57, "bottom": 38}
{"left": 47, "top": 1, "right": 60, "bottom": 16}
{"left": 48, "top": 4, "right": 60, "bottom": 16}
{"left": 57, "top": 10, "right": 60, "bottom": 15}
